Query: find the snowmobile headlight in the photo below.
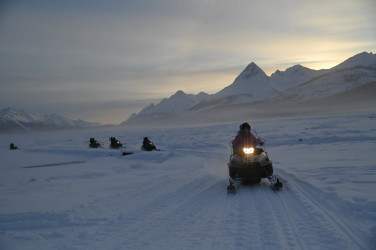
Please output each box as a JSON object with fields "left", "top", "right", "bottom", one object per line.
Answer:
{"left": 243, "top": 147, "right": 254, "bottom": 155}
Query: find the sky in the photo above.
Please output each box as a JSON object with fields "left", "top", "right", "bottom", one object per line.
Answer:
{"left": 0, "top": 0, "right": 375, "bottom": 124}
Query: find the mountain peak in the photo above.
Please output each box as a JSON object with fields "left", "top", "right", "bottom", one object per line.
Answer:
{"left": 269, "top": 64, "right": 320, "bottom": 91}
{"left": 286, "top": 64, "right": 314, "bottom": 75}
{"left": 173, "top": 90, "right": 186, "bottom": 97}
{"left": 290, "top": 64, "right": 304, "bottom": 69}
{"left": 1, "top": 107, "right": 24, "bottom": 114}
{"left": 213, "top": 61, "right": 276, "bottom": 99}
{"left": 333, "top": 51, "right": 376, "bottom": 70}
{"left": 238, "top": 62, "right": 266, "bottom": 79}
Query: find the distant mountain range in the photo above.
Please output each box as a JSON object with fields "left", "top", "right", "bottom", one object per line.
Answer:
{"left": 123, "top": 52, "right": 376, "bottom": 125}
{"left": 0, "top": 108, "right": 102, "bottom": 132}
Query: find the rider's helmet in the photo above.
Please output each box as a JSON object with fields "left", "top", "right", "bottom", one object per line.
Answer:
{"left": 240, "top": 122, "right": 251, "bottom": 131}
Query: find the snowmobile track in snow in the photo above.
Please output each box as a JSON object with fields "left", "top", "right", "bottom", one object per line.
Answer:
{"left": 84, "top": 170, "right": 370, "bottom": 249}
{"left": 273, "top": 169, "right": 369, "bottom": 249}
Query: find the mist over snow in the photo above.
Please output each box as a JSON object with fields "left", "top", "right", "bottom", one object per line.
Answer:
{"left": 125, "top": 52, "right": 376, "bottom": 125}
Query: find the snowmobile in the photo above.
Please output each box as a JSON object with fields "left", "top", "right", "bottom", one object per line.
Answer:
{"left": 9, "top": 143, "right": 18, "bottom": 150}
{"left": 227, "top": 133, "right": 282, "bottom": 193}
{"left": 109, "top": 137, "right": 123, "bottom": 149}
{"left": 141, "top": 137, "right": 159, "bottom": 151}
{"left": 89, "top": 138, "right": 101, "bottom": 148}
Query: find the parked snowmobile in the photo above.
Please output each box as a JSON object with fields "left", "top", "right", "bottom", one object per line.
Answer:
{"left": 109, "top": 137, "right": 123, "bottom": 149}
{"left": 141, "top": 137, "right": 159, "bottom": 151}
{"left": 9, "top": 143, "right": 18, "bottom": 150}
{"left": 227, "top": 129, "right": 282, "bottom": 192}
{"left": 89, "top": 138, "right": 101, "bottom": 148}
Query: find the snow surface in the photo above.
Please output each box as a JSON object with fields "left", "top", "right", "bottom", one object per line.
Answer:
{"left": 1, "top": 113, "right": 376, "bottom": 249}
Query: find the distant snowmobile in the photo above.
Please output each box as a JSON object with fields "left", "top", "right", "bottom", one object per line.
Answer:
{"left": 9, "top": 143, "right": 18, "bottom": 150}
{"left": 141, "top": 137, "right": 159, "bottom": 151}
{"left": 109, "top": 137, "right": 123, "bottom": 149}
{"left": 89, "top": 138, "right": 101, "bottom": 148}
{"left": 227, "top": 129, "right": 282, "bottom": 192}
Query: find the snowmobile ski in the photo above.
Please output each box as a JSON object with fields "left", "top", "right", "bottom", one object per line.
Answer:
{"left": 122, "top": 152, "right": 134, "bottom": 156}
{"left": 227, "top": 178, "right": 237, "bottom": 193}
{"left": 268, "top": 175, "right": 283, "bottom": 190}
{"left": 24, "top": 161, "right": 85, "bottom": 168}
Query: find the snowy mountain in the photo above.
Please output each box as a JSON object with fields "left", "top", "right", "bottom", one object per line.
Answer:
{"left": 332, "top": 51, "right": 376, "bottom": 71}
{"left": 124, "top": 90, "right": 210, "bottom": 123}
{"left": 124, "top": 52, "right": 376, "bottom": 124}
{"left": 269, "top": 64, "right": 323, "bottom": 91}
{"left": 0, "top": 108, "right": 102, "bottom": 132}
{"left": 277, "top": 52, "right": 376, "bottom": 100}
{"left": 281, "top": 66, "right": 376, "bottom": 100}
{"left": 214, "top": 62, "right": 279, "bottom": 99}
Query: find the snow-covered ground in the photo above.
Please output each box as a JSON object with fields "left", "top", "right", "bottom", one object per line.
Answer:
{"left": 0, "top": 113, "right": 375, "bottom": 249}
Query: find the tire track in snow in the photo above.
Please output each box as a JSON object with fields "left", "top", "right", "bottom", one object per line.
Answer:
{"left": 254, "top": 184, "right": 309, "bottom": 250}
{"left": 98, "top": 176, "right": 226, "bottom": 249}
{"left": 231, "top": 181, "right": 307, "bottom": 249}
{"left": 166, "top": 180, "right": 229, "bottom": 250}
{"left": 57, "top": 167, "right": 370, "bottom": 250}
{"left": 207, "top": 171, "right": 366, "bottom": 250}
{"left": 208, "top": 182, "right": 281, "bottom": 249}
{"left": 205, "top": 189, "right": 232, "bottom": 250}
{"left": 278, "top": 169, "right": 370, "bottom": 249}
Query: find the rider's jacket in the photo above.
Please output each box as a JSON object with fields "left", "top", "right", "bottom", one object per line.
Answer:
{"left": 232, "top": 131, "right": 261, "bottom": 156}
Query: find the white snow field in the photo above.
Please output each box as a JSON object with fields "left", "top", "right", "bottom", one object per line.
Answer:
{"left": 0, "top": 113, "right": 375, "bottom": 249}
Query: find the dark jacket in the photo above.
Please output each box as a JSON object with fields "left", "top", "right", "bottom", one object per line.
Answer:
{"left": 232, "top": 131, "right": 261, "bottom": 155}
{"left": 143, "top": 137, "right": 157, "bottom": 151}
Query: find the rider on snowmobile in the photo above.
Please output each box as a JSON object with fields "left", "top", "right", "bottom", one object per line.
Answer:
{"left": 227, "top": 122, "right": 283, "bottom": 192}
{"left": 109, "top": 137, "right": 123, "bottom": 148}
{"left": 232, "top": 122, "right": 263, "bottom": 156}
{"left": 142, "top": 137, "right": 157, "bottom": 151}
{"left": 9, "top": 143, "right": 18, "bottom": 150}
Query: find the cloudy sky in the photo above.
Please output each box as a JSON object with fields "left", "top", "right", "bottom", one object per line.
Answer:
{"left": 0, "top": 0, "right": 375, "bottom": 124}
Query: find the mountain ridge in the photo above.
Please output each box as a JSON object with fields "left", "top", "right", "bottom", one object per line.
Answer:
{"left": 0, "top": 108, "right": 102, "bottom": 132}
{"left": 124, "top": 52, "right": 376, "bottom": 125}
